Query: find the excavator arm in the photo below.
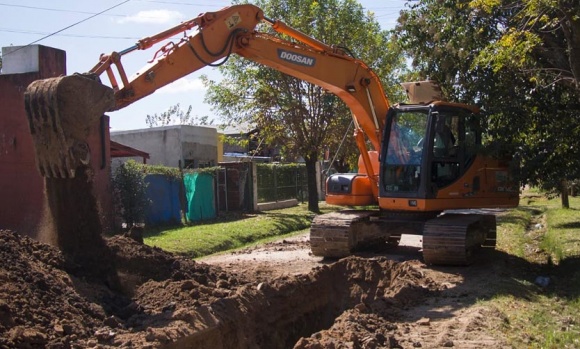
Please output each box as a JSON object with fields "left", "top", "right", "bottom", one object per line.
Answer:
{"left": 24, "top": 4, "right": 389, "bottom": 188}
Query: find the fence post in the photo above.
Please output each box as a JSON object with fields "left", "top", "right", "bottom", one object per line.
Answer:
{"left": 316, "top": 161, "right": 322, "bottom": 200}
{"left": 178, "top": 160, "right": 189, "bottom": 224}
{"left": 224, "top": 168, "right": 229, "bottom": 211}
{"left": 212, "top": 172, "right": 218, "bottom": 216}
{"left": 215, "top": 168, "right": 220, "bottom": 213}
{"left": 295, "top": 167, "right": 299, "bottom": 202}
{"left": 274, "top": 164, "right": 278, "bottom": 202}
{"left": 252, "top": 161, "right": 258, "bottom": 211}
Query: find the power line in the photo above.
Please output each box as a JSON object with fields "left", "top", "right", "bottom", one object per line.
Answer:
{"left": 0, "top": 2, "right": 184, "bottom": 21}
{"left": 0, "top": 3, "right": 124, "bottom": 17}
{"left": 3, "top": 0, "right": 131, "bottom": 56}
{"left": 0, "top": 27, "right": 141, "bottom": 40}
{"left": 132, "top": 0, "right": 229, "bottom": 6}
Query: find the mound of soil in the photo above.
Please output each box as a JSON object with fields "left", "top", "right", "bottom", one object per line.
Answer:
{"left": 0, "top": 229, "right": 441, "bottom": 348}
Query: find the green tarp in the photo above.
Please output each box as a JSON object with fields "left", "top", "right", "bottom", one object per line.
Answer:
{"left": 184, "top": 172, "right": 216, "bottom": 221}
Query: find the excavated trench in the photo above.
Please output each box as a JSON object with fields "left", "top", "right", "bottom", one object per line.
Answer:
{"left": 157, "top": 257, "right": 433, "bottom": 349}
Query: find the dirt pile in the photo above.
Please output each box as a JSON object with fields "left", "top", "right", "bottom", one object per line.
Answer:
{"left": 0, "top": 229, "right": 442, "bottom": 348}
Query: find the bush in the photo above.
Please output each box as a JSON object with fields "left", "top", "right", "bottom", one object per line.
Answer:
{"left": 112, "top": 160, "right": 150, "bottom": 228}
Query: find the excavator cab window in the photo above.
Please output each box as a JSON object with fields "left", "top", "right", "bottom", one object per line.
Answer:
{"left": 381, "top": 109, "right": 428, "bottom": 194}
{"left": 431, "top": 113, "right": 460, "bottom": 188}
{"left": 429, "top": 108, "right": 482, "bottom": 193}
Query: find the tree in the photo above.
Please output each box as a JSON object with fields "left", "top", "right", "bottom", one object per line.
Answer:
{"left": 203, "top": 0, "right": 405, "bottom": 212}
{"left": 471, "top": 0, "right": 580, "bottom": 93}
{"left": 396, "top": 0, "right": 580, "bottom": 207}
{"left": 471, "top": 0, "right": 580, "bottom": 207}
{"left": 146, "top": 103, "right": 214, "bottom": 128}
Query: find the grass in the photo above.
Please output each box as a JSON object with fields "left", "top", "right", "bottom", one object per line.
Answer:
{"left": 487, "top": 194, "right": 580, "bottom": 348}
{"left": 496, "top": 206, "right": 538, "bottom": 258}
{"left": 543, "top": 206, "right": 580, "bottom": 263}
{"left": 143, "top": 202, "right": 342, "bottom": 258}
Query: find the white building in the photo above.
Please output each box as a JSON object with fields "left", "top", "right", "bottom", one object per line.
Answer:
{"left": 111, "top": 125, "right": 219, "bottom": 169}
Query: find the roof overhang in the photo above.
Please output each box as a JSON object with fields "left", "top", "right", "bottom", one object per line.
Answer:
{"left": 110, "top": 141, "right": 150, "bottom": 162}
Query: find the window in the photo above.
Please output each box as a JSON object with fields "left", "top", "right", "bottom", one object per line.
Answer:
{"left": 430, "top": 109, "right": 481, "bottom": 190}
{"left": 382, "top": 110, "right": 428, "bottom": 194}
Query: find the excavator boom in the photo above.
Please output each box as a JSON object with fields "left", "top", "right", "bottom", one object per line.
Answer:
{"left": 24, "top": 4, "right": 388, "bottom": 184}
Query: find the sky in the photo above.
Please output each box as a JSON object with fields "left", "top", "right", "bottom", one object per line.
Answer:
{"left": 0, "top": 0, "right": 407, "bottom": 131}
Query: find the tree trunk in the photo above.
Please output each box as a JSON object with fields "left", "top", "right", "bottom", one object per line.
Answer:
{"left": 304, "top": 157, "right": 320, "bottom": 213}
{"left": 561, "top": 179, "right": 570, "bottom": 209}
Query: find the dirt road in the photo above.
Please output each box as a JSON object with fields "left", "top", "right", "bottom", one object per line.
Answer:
{"left": 200, "top": 231, "right": 425, "bottom": 281}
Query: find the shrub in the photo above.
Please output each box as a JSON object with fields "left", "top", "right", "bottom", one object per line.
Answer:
{"left": 112, "top": 160, "right": 150, "bottom": 228}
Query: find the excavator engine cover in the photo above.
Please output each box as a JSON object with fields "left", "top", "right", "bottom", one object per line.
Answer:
{"left": 24, "top": 74, "right": 114, "bottom": 178}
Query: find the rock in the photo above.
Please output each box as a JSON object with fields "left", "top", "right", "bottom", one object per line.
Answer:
{"left": 94, "top": 328, "right": 116, "bottom": 343}
{"left": 416, "top": 317, "right": 431, "bottom": 326}
{"left": 181, "top": 280, "right": 195, "bottom": 291}
{"left": 54, "top": 323, "right": 65, "bottom": 335}
{"left": 125, "top": 226, "right": 144, "bottom": 243}
{"left": 103, "top": 315, "right": 123, "bottom": 329}
{"left": 442, "top": 339, "right": 454, "bottom": 347}
{"left": 354, "top": 303, "right": 368, "bottom": 312}
{"left": 535, "top": 276, "right": 550, "bottom": 287}
{"left": 216, "top": 279, "right": 229, "bottom": 288}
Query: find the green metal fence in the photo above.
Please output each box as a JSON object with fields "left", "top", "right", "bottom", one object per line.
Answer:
{"left": 256, "top": 163, "right": 308, "bottom": 203}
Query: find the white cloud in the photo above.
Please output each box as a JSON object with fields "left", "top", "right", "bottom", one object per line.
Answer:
{"left": 118, "top": 10, "right": 184, "bottom": 25}
{"left": 159, "top": 78, "right": 206, "bottom": 94}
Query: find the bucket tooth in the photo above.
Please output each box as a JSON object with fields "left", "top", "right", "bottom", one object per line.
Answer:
{"left": 24, "top": 74, "right": 115, "bottom": 178}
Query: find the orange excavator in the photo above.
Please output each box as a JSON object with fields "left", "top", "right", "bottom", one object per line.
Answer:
{"left": 24, "top": 4, "right": 518, "bottom": 265}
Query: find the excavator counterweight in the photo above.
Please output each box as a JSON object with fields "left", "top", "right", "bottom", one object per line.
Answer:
{"left": 24, "top": 74, "right": 114, "bottom": 178}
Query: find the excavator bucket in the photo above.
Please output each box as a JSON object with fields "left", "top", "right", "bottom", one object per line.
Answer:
{"left": 24, "top": 74, "right": 115, "bottom": 178}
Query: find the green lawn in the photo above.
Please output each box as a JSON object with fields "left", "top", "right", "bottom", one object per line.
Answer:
{"left": 490, "top": 194, "right": 580, "bottom": 348}
{"left": 143, "top": 202, "right": 341, "bottom": 258}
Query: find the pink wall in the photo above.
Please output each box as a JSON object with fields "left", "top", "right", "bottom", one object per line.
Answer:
{"left": 0, "top": 45, "right": 114, "bottom": 238}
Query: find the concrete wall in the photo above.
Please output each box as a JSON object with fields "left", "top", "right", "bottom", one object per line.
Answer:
{"left": 2, "top": 45, "right": 65, "bottom": 76}
{"left": 111, "top": 127, "right": 182, "bottom": 167}
{"left": 111, "top": 125, "right": 218, "bottom": 168}
{"left": 181, "top": 126, "right": 218, "bottom": 168}
{"left": 0, "top": 45, "right": 114, "bottom": 238}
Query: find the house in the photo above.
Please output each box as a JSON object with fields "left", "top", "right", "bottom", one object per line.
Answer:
{"left": 111, "top": 125, "right": 219, "bottom": 169}
{"left": 220, "top": 124, "right": 280, "bottom": 162}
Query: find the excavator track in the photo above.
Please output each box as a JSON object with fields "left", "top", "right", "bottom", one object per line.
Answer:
{"left": 422, "top": 214, "right": 494, "bottom": 265}
{"left": 310, "top": 210, "right": 380, "bottom": 258}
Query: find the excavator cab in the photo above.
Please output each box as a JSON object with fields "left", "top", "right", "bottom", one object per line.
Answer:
{"left": 379, "top": 102, "right": 518, "bottom": 212}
